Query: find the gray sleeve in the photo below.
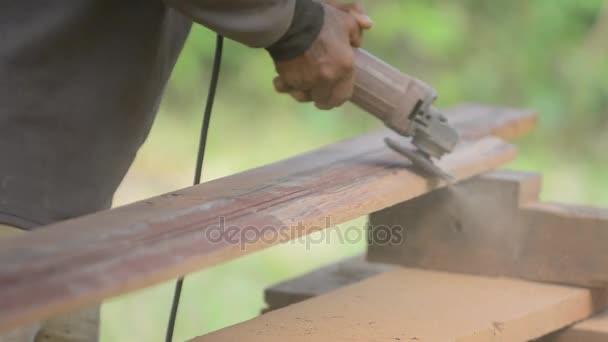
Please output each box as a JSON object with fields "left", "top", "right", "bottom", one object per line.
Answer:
{"left": 164, "top": 0, "right": 296, "bottom": 48}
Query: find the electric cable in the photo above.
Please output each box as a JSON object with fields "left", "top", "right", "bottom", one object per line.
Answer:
{"left": 165, "top": 34, "right": 224, "bottom": 342}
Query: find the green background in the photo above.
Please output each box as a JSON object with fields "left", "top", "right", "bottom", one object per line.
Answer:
{"left": 101, "top": 1, "right": 608, "bottom": 341}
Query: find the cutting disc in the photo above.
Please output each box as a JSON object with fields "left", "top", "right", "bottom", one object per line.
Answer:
{"left": 384, "top": 138, "right": 455, "bottom": 183}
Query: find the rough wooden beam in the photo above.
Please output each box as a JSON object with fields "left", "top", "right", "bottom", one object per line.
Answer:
{"left": 368, "top": 170, "right": 608, "bottom": 287}
{"left": 0, "top": 105, "right": 534, "bottom": 332}
{"left": 192, "top": 268, "right": 606, "bottom": 342}
{"left": 264, "top": 256, "right": 394, "bottom": 313}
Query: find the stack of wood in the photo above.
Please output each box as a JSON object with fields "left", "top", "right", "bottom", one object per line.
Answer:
{"left": 1, "top": 104, "right": 606, "bottom": 341}
{"left": 256, "top": 169, "right": 608, "bottom": 341}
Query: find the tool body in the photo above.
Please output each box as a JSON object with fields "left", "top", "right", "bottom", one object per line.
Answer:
{"left": 351, "top": 49, "right": 460, "bottom": 180}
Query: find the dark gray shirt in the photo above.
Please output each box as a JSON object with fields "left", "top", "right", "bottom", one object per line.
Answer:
{"left": 0, "top": 0, "right": 323, "bottom": 229}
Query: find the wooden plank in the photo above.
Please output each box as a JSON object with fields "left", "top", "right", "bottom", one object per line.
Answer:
{"left": 191, "top": 268, "right": 606, "bottom": 342}
{"left": 368, "top": 170, "right": 608, "bottom": 287}
{"left": 544, "top": 310, "right": 608, "bottom": 341}
{"left": 446, "top": 104, "right": 538, "bottom": 141}
{"left": 0, "top": 105, "right": 533, "bottom": 332}
{"left": 264, "top": 256, "right": 394, "bottom": 313}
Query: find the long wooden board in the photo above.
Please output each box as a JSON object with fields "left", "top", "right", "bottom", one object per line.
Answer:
{"left": 264, "top": 256, "right": 394, "bottom": 313}
{"left": 0, "top": 105, "right": 534, "bottom": 332}
{"left": 368, "top": 170, "right": 608, "bottom": 287}
{"left": 192, "top": 268, "right": 606, "bottom": 342}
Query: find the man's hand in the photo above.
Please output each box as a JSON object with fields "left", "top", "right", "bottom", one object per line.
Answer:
{"left": 273, "top": 1, "right": 372, "bottom": 110}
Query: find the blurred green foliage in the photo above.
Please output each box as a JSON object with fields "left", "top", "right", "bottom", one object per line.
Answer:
{"left": 102, "top": 1, "right": 608, "bottom": 341}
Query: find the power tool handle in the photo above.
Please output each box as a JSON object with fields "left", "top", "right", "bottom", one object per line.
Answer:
{"left": 351, "top": 49, "right": 437, "bottom": 136}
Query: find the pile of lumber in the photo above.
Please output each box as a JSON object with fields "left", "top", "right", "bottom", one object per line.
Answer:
{"left": 258, "top": 171, "right": 608, "bottom": 341}
{"left": 3, "top": 103, "right": 607, "bottom": 341}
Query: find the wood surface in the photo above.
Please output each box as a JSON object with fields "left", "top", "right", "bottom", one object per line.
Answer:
{"left": 446, "top": 104, "right": 537, "bottom": 141}
{"left": 264, "top": 256, "right": 394, "bottom": 313}
{"left": 368, "top": 170, "right": 608, "bottom": 287}
{"left": 545, "top": 310, "right": 608, "bottom": 341}
{"left": 192, "top": 268, "right": 606, "bottom": 342}
{"left": 0, "top": 105, "right": 534, "bottom": 332}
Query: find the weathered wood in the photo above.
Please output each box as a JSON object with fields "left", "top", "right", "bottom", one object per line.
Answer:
{"left": 0, "top": 105, "right": 534, "bottom": 332}
{"left": 368, "top": 170, "right": 608, "bottom": 287}
{"left": 264, "top": 256, "right": 394, "bottom": 313}
{"left": 544, "top": 310, "right": 608, "bottom": 341}
{"left": 192, "top": 268, "right": 606, "bottom": 342}
{"left": 446, "top": 104, "right": 538, "bottom": 141}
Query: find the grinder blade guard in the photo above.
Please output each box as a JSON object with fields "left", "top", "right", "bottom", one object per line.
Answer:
{"left": 389, "top": 100, "right": 460, "bottom": 182}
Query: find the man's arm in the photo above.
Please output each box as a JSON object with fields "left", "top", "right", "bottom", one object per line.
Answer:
{"left": 164, "top": 0, "right": 302, "bottom": 48}
{"left": 165, "top": 0, "right": 372, "bottom": 109}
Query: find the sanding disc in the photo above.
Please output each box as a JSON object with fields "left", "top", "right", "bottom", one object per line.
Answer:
{"left": 385, "top": 138, "right": 455, "bottom": 183}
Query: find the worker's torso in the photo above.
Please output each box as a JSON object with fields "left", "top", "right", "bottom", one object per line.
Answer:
{"left": 0, "top": 1, "right": 192, "bottom": 228}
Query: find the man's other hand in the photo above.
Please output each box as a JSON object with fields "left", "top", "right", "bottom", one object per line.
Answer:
{"left": 273, "top": 1, "right": 372, "bottom": 110}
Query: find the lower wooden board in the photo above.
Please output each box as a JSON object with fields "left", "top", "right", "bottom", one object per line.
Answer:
{"left": 192, "top": 268, "right": 606, "bottom": 342}
{"left": 0, "top": 105, "right": 533, "bottom": 332}
{"left": 543, "top": 310, "right": 608, "bottom": 342}
{"left": 264, "top": 256, "right": 394, "bottom": 313}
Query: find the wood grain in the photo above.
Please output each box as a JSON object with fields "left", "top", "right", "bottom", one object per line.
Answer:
{"left": 368, "top": 170, "right": 608, "bottom": 288}
{"left": 0, "top": 105, "right": 534, "bottom": 332}
{"left": 192, "top": 268, "right": 605, "bottom": 342}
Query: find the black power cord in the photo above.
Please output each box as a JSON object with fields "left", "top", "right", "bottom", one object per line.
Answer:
{"left": 165, "top": 34, "right": 224, "bottom": 342}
